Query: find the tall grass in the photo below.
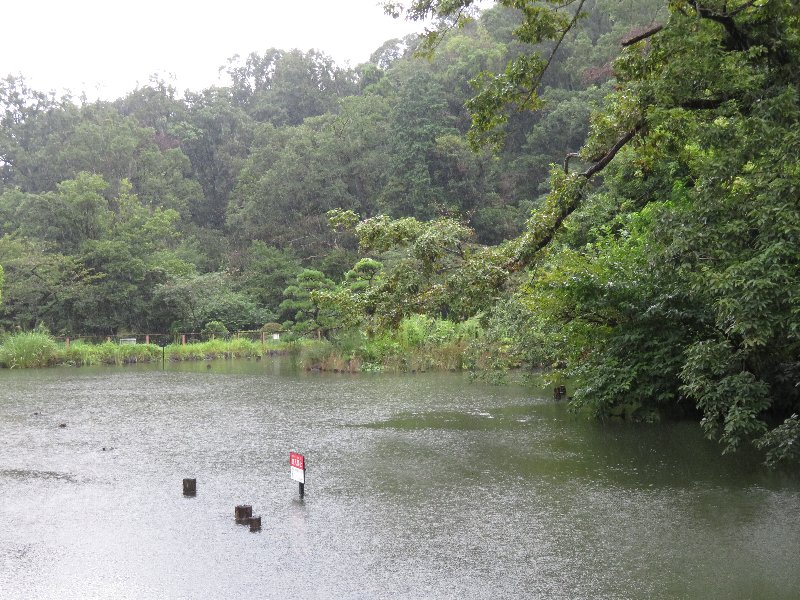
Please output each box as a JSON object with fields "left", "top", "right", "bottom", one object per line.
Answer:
{"left": 0, "top": 318, "right": 484, "bottom": 374}
{"left": 300, "top": 316, "right": 483, "bottom": 373}
{"left": 166, "top": 338, "right": 266, "bottom": 360}
{"left": 0, "top": 331, "right": 60, "bottom": 368}
{"left": 0, "top": 331, "right": 295, "bottom": 369}
{"left": 63, "top": 340, "right": 162, "bottom": 366}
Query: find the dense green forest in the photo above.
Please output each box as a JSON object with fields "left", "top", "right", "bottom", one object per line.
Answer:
{"left": 1, "top": 0, "right": 798, "bottom": 465}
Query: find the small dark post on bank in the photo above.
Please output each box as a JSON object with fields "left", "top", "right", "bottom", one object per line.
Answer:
{"left": 183, "top": 478, "right": 197, "bottom": 496}
{"left": 157, "top": 338, "right": 167, "bottom": 369}
{"left": 290, "top": 451, "right": 306, "bottom": 498}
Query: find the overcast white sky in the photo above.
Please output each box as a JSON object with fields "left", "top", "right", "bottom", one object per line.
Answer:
{"left": 2, "top": 0, "right": 426, "bottom": 100}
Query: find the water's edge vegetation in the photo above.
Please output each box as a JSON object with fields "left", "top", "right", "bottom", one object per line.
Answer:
{"left": 0, "top": 316, "right": 490, "bottom": 374}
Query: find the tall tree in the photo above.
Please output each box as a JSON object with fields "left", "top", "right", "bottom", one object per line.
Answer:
{"left": 228, "top": 94, "right": 393, "bottom": 258}
{"left": 224, "top": 49, "right": 359, "bottom": 125}
{"left": 0, "top": 76, "right": 80, "bottom": 192}
{"left": 380, "top": 0, "right": 800, "bottom": 463}
{"left": 177, "top": 88, "right": 254, "bottom": 229}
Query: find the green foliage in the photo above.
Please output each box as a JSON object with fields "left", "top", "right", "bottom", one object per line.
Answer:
{"left": 201, "top": 320, "right": 229, "bottom": 339}
{"left": 224, "top": 49, "right": 359, "bottom": 125}
{"left": 177, "top": 87, "right": 255, "bottom": 229}
{"left": 165, "top": 337, "right": 267, "bottom": 361}
{"left": 296, "top": 339, "right": 337, "bottom": 369}
{"left": 0, "top": 336, "right": 294, "bottom": 368}
{"left": 280, "top": 269, "right": 336, "bottom": 335}
{"left": 756, "top": 414, "right": 800, "bottom": 467}
{"left": 155, "top": 272, "right": 271, "bottom": 333}
{"left": 377, "top": 0, "right": 800, "bottom": 464}
{"left": 2, "top": 3, "right": 617, "bottom": 338}
{"left": 0, "top": 235, "right": 97, "bottom": 332}
{"left": 227, "top": 93, "right": 394, "bottom": 259}
{"left": 0, "top": 329, "right": 59, "bottom": 368}
{"left": 261, "top": 322, "right": 283, "bottom": 334}
{"left": 61, "top": 340, "right": 162, "bottom": 366}
{"left": 6, "top": 0, "right": 799, "bottom": 465}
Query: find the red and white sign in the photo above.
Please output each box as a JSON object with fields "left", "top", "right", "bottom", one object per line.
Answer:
{"left": 290, "top": 452, "right": 305, "bottom": 484}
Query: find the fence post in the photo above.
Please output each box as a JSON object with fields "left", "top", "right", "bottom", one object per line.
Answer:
{"left": 261, "top": 331, "right": 265, "bottom": 347}
{"left": 145, "top": 334, "right": 150, "bottom": 345}
{"left": 181, "top": 334, "right": 186, "bottom": 346}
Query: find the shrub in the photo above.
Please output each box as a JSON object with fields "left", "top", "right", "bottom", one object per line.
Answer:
{"left": 261, "top": 322, "right": 283, "bottom": 334}
{"left": 397, "top": 315, "right": 430, "bottom": 349}
{"left": 297, "top": 340, "right": 335, "bottom": 370}
{"left": 63, "top": 340, "right": 96, "bottom": 366}
{"left": 201, "top": 320, "right": 229, "bottom": 340}
{"left": 0, "top": 331, "right": 60, "bottom": 368}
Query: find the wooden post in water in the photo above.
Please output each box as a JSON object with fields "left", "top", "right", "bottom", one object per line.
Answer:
{"left": 235, "top": 505, "right": 253, "bottom": 524}
{"left": 183, "top": 478, "right": 197, "bottom": 496}
{"left": 249, "top": 516, "right": 262, "bottom": 532}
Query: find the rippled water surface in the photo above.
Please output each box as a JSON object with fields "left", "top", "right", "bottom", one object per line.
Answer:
{"left": 1, "top": 361, "right": 798, "bottom": 599}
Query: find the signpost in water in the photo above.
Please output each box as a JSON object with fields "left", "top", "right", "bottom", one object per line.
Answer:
{"left": 290, "top": 451, "right": 305, "bottom": 497}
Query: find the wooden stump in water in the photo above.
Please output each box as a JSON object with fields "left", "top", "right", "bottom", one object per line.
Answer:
{"left": 235, "top": 505, "right": 253, "bottom": 524}
{"left": 249, "top": 516, "right": 262, "bottom": 532}
{"left": 183, "top": 478, "right": 197, "bottom": 496}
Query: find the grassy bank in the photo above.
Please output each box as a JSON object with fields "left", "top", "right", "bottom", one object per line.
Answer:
{"left": 0, "top": 332, "right": 292, "bottom": 368}
{"left": 0, "top": 317, "right": 488, "bottom": 372}
{"left": 295, "top": 316, "right": 483, "bottom": 373}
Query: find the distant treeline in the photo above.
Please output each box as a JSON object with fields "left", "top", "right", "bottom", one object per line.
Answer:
{"left": 0, "top": 1, "right": 645, "bottom": 336}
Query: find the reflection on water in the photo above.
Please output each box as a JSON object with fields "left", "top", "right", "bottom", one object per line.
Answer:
{"left": 0, "top": 361, "right": 798, "bottom": 599}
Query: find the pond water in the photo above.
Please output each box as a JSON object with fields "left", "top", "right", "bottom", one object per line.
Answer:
{"left": 1, "top": 360, "right": 798, "bottom": 599}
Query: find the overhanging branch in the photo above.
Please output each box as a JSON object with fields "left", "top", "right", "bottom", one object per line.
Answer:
{"left": 513, "top": 121, "right": 645, "bottom": 269}
{"left": 581, "top": 122, "right": 643, "bottom": 179}
{"left": 621, "top": 24, "right": 664, "bottom": 47}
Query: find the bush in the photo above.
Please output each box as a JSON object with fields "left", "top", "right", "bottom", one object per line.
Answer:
{"left": 297, "top": 340, "right": 335, "bottom": 370}
{"left": 261, "top": 322, "right": 283, "bottom": 334}
{"left": 397, "top": 315, "right": 430, "bottom": 349}
{"left": 63, "top": 340, "right": 96, "bottom": 366}
{"left": 201, "top": 320, "right": 229, "bottom": 340}
{"left": 0, "top": 331, "right": 60, "bottom": 368}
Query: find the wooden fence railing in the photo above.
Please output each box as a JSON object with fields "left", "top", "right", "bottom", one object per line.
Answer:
{"left": 53, "top": 330, "right": 284, "bottom": 348}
